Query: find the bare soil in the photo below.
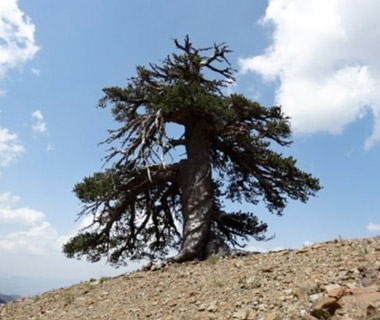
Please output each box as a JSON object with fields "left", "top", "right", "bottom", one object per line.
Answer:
{"left": 1, "top": 236, "right": 379, "bottom": 319}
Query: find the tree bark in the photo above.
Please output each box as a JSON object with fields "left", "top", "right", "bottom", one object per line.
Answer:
{"left": 172, "top": 119, "right": 214, "bottom": 262}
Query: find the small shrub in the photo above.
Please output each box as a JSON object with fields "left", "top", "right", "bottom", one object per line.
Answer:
{"left": 205, "top": 255, "right": 219, "bottom": 265}
{"left": 99, "top": 276, "right": 111, "bottom": 284}
{"left": 63, "top": 291, "right": 74, "bottom": 305}
{"left": 85, "top": 283, "right": 95, "bottom": 291}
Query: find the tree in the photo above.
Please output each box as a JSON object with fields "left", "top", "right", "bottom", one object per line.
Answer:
{"left": 63, "top": 36, "right": 321, "bottom": 265}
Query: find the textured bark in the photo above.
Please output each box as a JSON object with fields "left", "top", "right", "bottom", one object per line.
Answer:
{"left": 204, "top": 232, "right": 232, "bottom": 257}
{"left": 172, "top": 120, "right": 214, "bottom": 262}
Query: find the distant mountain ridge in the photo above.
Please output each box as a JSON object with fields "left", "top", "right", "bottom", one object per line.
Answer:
{"left": 0, "top": 294, "right": 20, "bottom": 304}
{"left": 0, "top": 275, "right": 88, "bottom": 297}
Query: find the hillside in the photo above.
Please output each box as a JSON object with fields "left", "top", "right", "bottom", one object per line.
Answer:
{"left": 1, "top": 236, "right": 379, "bottom": 320}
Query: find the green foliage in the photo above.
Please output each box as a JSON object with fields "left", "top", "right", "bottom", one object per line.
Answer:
{"left": 73, "top": 171, "right": 116, "bottom": 204}
{"left": 63, "top": 290, "right": 74, "bottom": 305}
{"left": 99, "top": 277, "right": 111, "bottom": 284}
{"left": 205, "top": 255, "right": 219, "bottom": 265}
{"left": 84, "top": 282, "right": 95, "bottom": 291}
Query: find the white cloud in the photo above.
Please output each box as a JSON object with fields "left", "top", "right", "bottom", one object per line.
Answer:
{"left": 0, "top": 191, "right": 20, "bottom": 206}
{"left": 0, "top": 192, "right": 45, "bottom": 226}
{"left": 0, "top": 0, "right": 39, "bottom": 80}
{"left": 226, "top": 80, "right": 237, "bottom": 95}
{"left": 0, "top": 200, "right": 137, "bottom": 295}
{"left": 32, "top": 109, "right": 43, "bottom": 121}
{"left": 0, "top": 207, "right": 45, "bottom": 226}
{"left": 0, "top": 222, "right": 58, "bottom": 255}
{"left": 0, "top": 1, "right": 38, "bottom": 172}
{"left": 303, "top": 241, "right": 313, "bottom": 247}
{"left": 240, "top": 0, "right": 380, "bottom": 149}
{"left": 367, "top": 222, "right": 380, "bottom": 232}
{"left": 0, "top": 192, "right": 58, "bottom": 255}
{"left": 31, "top": 68, "right": 40, "bottom": 76}
{"left": 0, "top": 1, "right": 38, "bottom": 170}
{"left": 0, "top": 192, "right": 101, "bottom": 256}
{"left": 0, "top": 126, "right": 24, "bottom": 167}
{"left": 32, "top": 109, "right": 47, "bottom": 133}
{"left": 46, "top": 144, "right": 54, "bottom": 152}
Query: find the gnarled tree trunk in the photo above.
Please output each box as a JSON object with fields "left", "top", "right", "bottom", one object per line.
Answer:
{"left": 173, "top": 119, "right": 214, "bottom": 262}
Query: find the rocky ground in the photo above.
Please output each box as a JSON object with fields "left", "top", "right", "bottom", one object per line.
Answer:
{"left": 1, "top": 236, "right": 379, "bottom": 319}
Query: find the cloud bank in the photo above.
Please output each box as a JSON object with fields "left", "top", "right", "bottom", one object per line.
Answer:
{"left": 239, "top": 0, "right": 380, "bottom": 149}
{"left": 0, "top": 192, "right": 55, "bottom": 255}
{"left": 0, "top": 126, "right": 24, "bottom": 168}
{"left": 0, "top": 1, "right": 38, "bottom": 171}
{"left": 0, "top": 0, "right": 39, "bottom": 80}
{"left": 0, "top": 193, "right": 98, "bottom": 256}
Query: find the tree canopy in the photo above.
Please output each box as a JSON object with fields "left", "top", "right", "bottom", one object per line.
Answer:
{"left": 63, "top": 36, "right": 321, "bottom": 265}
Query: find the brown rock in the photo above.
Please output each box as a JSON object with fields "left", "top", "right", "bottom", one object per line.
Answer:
{"left": 207, "top": 302, "right": 218, "bottom": 312}
{"left": 366, "top": 304, "right": 380, "bottom": 318}
{"left": 324, "top": 284, "right": 341, "bottom": 292}
{"left": 327, "top": 286, "right": 349, "bottom": 299}
{"left": 310, "top": 297, "right": 342, "bottom": 319}
{"left": 309, "top": 293, "right": 324, "bottom": 302}
{"left": 265, "top": 312, "right": 281, "bottom": 320}
{"left": 232, "top": 309, "right": 250, "bottom": 319}
{"left": 197, "top": 304, "right": 206, "bottom": 311}
{"left": 349, "top": 286, "right": 378, "bottom": 295}
{"left": 294, "top": 280, "right": 320, "bottom": 301}
{"left": 342, "top": 287, "right": 380, "bottom": 307}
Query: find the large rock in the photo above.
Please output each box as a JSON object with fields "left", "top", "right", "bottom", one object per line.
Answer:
{"left": 310, "top": 285, "right": 380, "bottom": 319}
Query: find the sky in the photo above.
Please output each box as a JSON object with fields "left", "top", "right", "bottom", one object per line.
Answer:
{"left": 0, "top": 0, "right": 380, "bottom": 296}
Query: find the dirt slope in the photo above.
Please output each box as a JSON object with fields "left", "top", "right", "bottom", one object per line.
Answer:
{"left": 1, "top": 236, "right": 379, "bottom": 320}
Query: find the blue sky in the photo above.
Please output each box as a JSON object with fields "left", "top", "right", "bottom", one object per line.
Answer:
{"left": 1, "top": 0, "right": 380, "bottom": 295}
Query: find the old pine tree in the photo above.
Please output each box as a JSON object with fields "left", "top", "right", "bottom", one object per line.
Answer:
{"left": 63, "top": 37, "right": 321, "bottom": 264}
